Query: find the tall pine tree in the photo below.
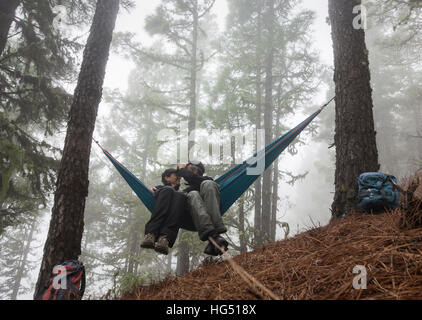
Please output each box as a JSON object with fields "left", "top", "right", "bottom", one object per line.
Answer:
{"left": 213, "top": 0, "right": 320, "bottom": 245}
{"left": 34, "top": 0, "right": 120, "bottom": 299}
{"left": 140, "top": 0, "right": 216, "bottom": 276}
{"left": 0, "top": 0, "right": 100, "bottom": 234}
{"left": 328, "top": 0, "right": 379, "bottom": 218}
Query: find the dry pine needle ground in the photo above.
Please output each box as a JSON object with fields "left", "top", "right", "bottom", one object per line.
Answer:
{"left": 122, "top": 208, "right": 422, "bottom": 300}
{"left": 121, "top": 172, "right": 422, "bottom": 300}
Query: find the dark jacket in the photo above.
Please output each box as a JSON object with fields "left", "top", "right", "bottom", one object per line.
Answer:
{"left": 152, "top": 183, "right": 180, "bottom": 197}
{"left": 178, "top": 168, "right": 213, "bottom": 193}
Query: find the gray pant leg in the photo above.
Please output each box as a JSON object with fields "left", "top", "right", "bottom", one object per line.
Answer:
{"left": 187, "top": 191, "right": 215, "bottom": 241}
{"left": 200, "top": 180, "right": 227, "bottom": 234}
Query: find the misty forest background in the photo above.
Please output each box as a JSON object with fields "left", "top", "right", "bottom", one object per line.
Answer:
{"left": 1, "top": 0, "right": 421, "bottom": 299}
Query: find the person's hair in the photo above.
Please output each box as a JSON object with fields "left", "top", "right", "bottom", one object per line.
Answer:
{"left": 161, "top": 168, "right": 179, "bottom": 185}
{"left": 188, "top": 161, "right": 205, "bottom": 176}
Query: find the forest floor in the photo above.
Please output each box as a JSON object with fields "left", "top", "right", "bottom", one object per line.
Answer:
{"left": 121, "top": 174, "right": 422, "bottom": 300}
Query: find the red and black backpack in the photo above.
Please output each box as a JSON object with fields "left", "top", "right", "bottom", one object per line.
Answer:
{"left": 37, "top": 260, "right": 86, "bottom": 300}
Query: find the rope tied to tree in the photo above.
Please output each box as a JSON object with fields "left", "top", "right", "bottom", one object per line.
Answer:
{"left": 92, "top": 137, "right": 106, "bottom": 153}
{"left": 319, "top": 95, "right": 335, "bottom": 112}
{"left": 208, "top": 236, "right": 281, "bottom": 300}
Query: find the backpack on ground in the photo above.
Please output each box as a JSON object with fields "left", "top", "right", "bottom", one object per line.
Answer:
{"left": 357, "top": 172, "right": 400, "bottom": 213}
{"left": 37, "top": 260, "right": 86, "bottom": 300}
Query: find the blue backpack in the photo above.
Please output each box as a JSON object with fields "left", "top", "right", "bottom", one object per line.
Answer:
{"left": 357, "top": 172, "right": 400, "bottom": 213}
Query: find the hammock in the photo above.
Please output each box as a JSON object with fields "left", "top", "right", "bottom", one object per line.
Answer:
{"left": 96, "top": 104, "right": 328, "bottom": 216}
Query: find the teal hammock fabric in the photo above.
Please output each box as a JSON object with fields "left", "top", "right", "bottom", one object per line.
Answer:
{"left": 99, "top": 107, "right": 324, "bottom": 216}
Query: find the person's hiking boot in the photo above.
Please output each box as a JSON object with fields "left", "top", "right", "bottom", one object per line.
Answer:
{"left": 203, "top": 241, "right": 219, "bottom": 256}
{"left": 204, "top": 234, "right": 228, "bottom": 256}
{"left": 140, "top": 233, "right": 155, "bottom": 249}
{"left": 214, "top": 235, "right": 228, "bottom": 254}
{"left": 154, "top": 235, "right": 169, "bottom": 255}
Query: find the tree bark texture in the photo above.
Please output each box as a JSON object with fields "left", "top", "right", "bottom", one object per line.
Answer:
{"left": 177, "top": 0, "right": 200, "bottom": 277}
{"left": 34, "top": 0, "right": 120, "bottom": 299}
{"left": 253, "top": 10, "right": 263, "bottom": 247}
{"left": 238, "top": 196, "right": 247, "bottom": 253}
{"left": 329, "top": 0, "right": 379, "bottom": 218}
{"left": 188, "top": 0, "right": 198, "bottom": 151}
{"left": 261, "top": 0, "right": 275, "bottom": 243}
{"left": 176, "top": 239, "right": 190, "bottom": 276}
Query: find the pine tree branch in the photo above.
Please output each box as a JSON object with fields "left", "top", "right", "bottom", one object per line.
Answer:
{"left": 198, "top": 0, "right": 216, "bottom": 19}
{"left": 127, "top": 42, "right": 190, "bottom": 71}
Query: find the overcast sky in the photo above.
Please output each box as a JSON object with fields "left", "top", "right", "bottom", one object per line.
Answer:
{"left": 103, "top": 0, "right": 333, "bottom": 92}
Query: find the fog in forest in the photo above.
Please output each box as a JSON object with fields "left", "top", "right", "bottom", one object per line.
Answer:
{"left": 0, "top": 0, "right": 420, "bottom": 299}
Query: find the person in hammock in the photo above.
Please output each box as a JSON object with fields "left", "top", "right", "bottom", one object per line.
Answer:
{"left": 140, "top": 168, "right": 187, "bottom": 255}
{"left": 177, "top": 161, "right": 229, "bottom": 256}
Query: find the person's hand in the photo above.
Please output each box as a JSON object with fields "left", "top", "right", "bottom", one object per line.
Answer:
{"left": 178, "top": 163, "right": 186, "bottom": 169}
{"left": 150, "top": 187, "right": 157, "bottom": 193}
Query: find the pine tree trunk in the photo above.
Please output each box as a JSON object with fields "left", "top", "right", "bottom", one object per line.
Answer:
{"left": 261, "top": 0, "right": 275, "bottom": 243}
{"left": 238, "top": 195, "right": 247, "bottom": 253}
{"left": 177, "top": 0, "right": 200, "bottom": 277}
{"left": 188, "top": 1, "right": 198, "bottom": 142}
{"left": 33, "top": 0, "right": 120, "bottom": 299}
{"left": 329, "top": 0, "right": 379, "bottom": 218}
{"left": 11, "top": 219, "right": 36, "bottom": 300}
{"left": 0, "top": 0, "right": 19, "bottom": 56}
{"left": 176, "top": 239, "right": 190, "bottom": 276}
{"left": 127, "top": 220, "right": 140, "bottom": 274}
{"left": 254, "top": 177, "right": 262, "bottom": 245}
{"left": 129, "top": 110, "right": 152, "bottom": 275}
{"left": 136, "top": 110, "right": 154, "bottom": 273}
{"left": 254, "top": 8, "right": 263, "bottom": 247}
{"left": 270, "top": 82, "right": 283, "bottom": 241}
{"left": 271, "top": 158, "right": 279, "bottom": 241}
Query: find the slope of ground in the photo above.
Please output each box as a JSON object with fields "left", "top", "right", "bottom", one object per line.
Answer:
{"left": 121, "top": 208, "right": 422, "bottom": 300}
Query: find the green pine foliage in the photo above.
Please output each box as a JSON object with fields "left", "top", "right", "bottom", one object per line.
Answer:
{"left": 204, "top": 0, "right": 322, "bottom": 245}
{"left": 0, "top": 1, "right": 100, "bottom": 234}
